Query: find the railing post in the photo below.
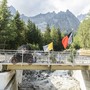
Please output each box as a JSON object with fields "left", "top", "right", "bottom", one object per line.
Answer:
{"left": 5, "top": 52, "right": 7, "bottom": 63}
{"left": 73, "top": 53, "right": 76, "bottom": 65}
{"left": 22, "top": 50, "right": 23, "bottom": 65}
{"left": 33, "top": 51, "right": 36, "bottom": 63}
{"left": 57, "top": 52, "right": 59, "bottom": 63}
{"left": 72, "top": 52, "right": 74, "bottom": 65}
{"left": 48, "top": 51, "right": 50, "bottom": 66}
{"left": 65, "top": 55, "right": 67, "bottom": 64}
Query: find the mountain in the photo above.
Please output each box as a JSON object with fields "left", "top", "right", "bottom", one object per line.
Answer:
{"left": 20, "top": 14, "right": 30, "bottom": 23}
{"left": 77, "top": 14, "right": 87, "bottom": 22}
{"left": 9, "top": 6, "right": 80, "bottom": 33}
{"left": 30, "top": 10, "right": 80, "bottom": 33}
{"left": 8, "top": 5, "right": 16, "bottom": 15}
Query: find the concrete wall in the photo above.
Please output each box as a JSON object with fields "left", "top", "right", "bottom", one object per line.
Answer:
{"left": 73, "top": 70, "right": 90, "bottom": 90}
{"left": 81, "top": 70, "right": 90, "bottom": 90}
{"left": 0, "top": 71, "right": 18, "bottom": 90}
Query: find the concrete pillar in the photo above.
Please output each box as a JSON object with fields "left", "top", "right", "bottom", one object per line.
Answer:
{"left": 73, "top": 70, "right": 90, "bottom": 90}
{"left": 81, "top": 70, "right": 90, "bottom": 90}
{"left": 0, "top": 64, "right": 2, "bottom": 71}
{"left": 16, "top": 70, "right": 23, "bottom": 84}
{"left": 73, "top": 70, "right": 86, "bottom": 90}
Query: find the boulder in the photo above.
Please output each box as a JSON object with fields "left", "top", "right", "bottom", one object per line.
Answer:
{"left": 11, "top": 45, "right": 35, "bottom": 63}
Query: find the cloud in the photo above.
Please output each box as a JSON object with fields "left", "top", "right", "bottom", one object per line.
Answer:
{"left": 7, "top": 0, "right": 90, "bottom": 16}
{"left": 80, "top": 5, "right": 90, "bottom": 14}
{"left": 47, "top": 0, "right": 90, "bottom": 16}
{"left": 8, "top": 0, "right": 56, "bottom": 16}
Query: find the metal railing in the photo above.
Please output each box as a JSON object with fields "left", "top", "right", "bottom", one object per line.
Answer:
{"left": 0, "top": 50, "right": 90, "bottom": 65}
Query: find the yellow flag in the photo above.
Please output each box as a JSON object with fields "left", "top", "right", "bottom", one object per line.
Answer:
{"left": 48, "top": 42, "right": 53, "bottom": 51}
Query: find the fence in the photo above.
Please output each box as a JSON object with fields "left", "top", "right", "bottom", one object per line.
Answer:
{"left": 0, "top": 50, "right": 90, "bottom": 65}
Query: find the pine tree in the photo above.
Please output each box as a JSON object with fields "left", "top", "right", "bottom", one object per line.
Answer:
{"left": 57, "top": 28, "right": 63, "bottom": 50}
{"left": 26, "top": 20, "right": 37, "bottom": 44}
{"left": 43, "top": 24, "right": 51, "bottom": 44}
{"left": 13, "top": 11, "right": 26, "bottom": 47}
{"left": 0, "top": 0, "right": 12, "bottom": 49}
{"left": 26, "top": 20, "right": 42, "bottom": 49}
{"left": 50, "top": 26, "right": 60, "bottom": 51}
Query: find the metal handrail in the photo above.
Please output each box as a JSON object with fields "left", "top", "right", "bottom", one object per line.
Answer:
{"left": 0, "top": 50, "right": 90, "bottom": 65}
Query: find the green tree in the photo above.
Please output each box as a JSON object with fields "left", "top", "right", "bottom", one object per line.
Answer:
{"left": 35, "top": 27, "right": 43, "bottom": 49}
{"left": 57, "top": 28, "right": 64, "bottom": 50}
{"left": 0, "top": 0, "right": 15, "bottom": 49}
{"left": 12, "top": 11, "right": 26, "bottom": 48}
{"left": 43, "top": 24, "right": 51, "bottom": 44}
{"left": 26, "top": 20, "right": 36, "bottom": 44}
{"left": 0, "top": 0, "right": 10, "bottom": 30}
{"left": 50, "top": 26, "right": 60, "bottom": 51}
{"left": 26, "top": 20, "right": 42, "bottom": 49}
{"left": 6, "top": 19, "right": 18, "bottom": 49}
{"left": 74, "top": 15, "right": 90, "bottom": 49}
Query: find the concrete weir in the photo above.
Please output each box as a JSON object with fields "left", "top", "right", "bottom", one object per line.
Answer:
{"left": 0, "top": 70, "right": 18, "bottom": 90}
{"left": 81, "top": 70, "right": 90, "bottom": 90}
{"left": 0, "top": 70, "right": 90, "bottom": 90}
{"left": 0, "top": 49, "right": 90, "bottom": 90}
{"left": 73, "top": 70, "right": 90, "bottom": 90}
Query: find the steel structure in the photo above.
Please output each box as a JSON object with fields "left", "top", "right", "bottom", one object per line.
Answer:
{"left": 0, "top": 50, "right": 90, "bottom": 70}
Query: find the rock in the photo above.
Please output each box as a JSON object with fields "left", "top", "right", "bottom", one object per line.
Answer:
{"left": 19, "top": 70, "right": 80, "bottom": 90}
{"left": 10, "top": 45, "right": 35, "bottom": 63}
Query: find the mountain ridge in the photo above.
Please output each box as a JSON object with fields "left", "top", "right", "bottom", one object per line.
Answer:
{"left": 9, "top": 6, "right": 80, "bottom": 33}
{"left": 77, "top": 14, "right": 87, "bottom": 22}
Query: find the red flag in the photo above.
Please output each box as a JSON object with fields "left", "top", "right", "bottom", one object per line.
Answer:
{"left": 62, "top": 36, "right": 69, "bottom": 49}
{"left": 62, "top": 32, "right": 72, "bottom": 49}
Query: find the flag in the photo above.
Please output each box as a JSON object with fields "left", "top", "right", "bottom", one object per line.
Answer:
{"left": 48, "top": 42, "right": 53, "bottom": 51}
{"left": 43, "top": 45, "right": 48, "bottom": 52}
{"left": 43, "top": 42, "right": 53, "bottom": 52}
{"left": 62, "top": 32, "right": 72, "bottom": 49}
{"left": 62, "top": 36, "right": 69, "bottom": 49}
{"left": 68, "top": 32, "right": 73, "bottom": 44}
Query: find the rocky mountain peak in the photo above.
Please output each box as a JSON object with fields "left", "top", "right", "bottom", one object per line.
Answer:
{"left": 8, "top": 5, "right": 16, "bottom": 15}
{"left": 9, "top": 6, "right": 80, "bottom": 33}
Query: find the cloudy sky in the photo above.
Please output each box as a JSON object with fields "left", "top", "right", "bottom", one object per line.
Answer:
{"left": 6, "top": 0, "right": 90, "bottom": 16}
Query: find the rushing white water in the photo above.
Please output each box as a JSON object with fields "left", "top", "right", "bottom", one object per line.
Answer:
{"left": 19, "top": 70, "right": 80, "bottom": 90}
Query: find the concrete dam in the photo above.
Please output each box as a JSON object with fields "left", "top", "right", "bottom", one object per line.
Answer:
{"left": 0, "top": 49, "right": 90, "bottom": 90}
